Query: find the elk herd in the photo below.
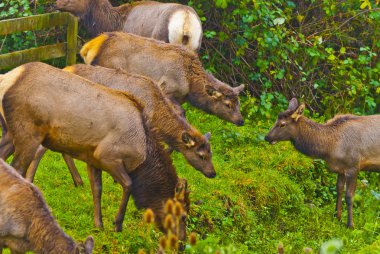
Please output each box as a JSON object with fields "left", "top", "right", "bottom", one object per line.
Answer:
{"left": 0, "top": 0, "right": 378, "bottom": 253}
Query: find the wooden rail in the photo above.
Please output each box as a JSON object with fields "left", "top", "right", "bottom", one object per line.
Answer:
{"left": 0, "top": 12, "right": 78, "bottom": 70}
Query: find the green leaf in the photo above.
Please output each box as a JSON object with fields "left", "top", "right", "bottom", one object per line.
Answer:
{"left": 273, "top": 17, "right": 285, "bottom": 25}
{"left": 327, "top": 54, "right": 336, "bottom": 61}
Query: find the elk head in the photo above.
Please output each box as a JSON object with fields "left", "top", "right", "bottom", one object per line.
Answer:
{"left": 203, "top": 80, "right": 245, "bottom": 126}
{"left": 179, "top": 131, "right": 215, "bottom": 178}
{"left": 56, "top": 0, "right": 89, "bottom": 16}
{"left": 265, "top": 98, "right": 305, "bottom": 144}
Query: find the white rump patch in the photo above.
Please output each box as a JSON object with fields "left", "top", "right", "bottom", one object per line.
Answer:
{"left": 168, "top": 10, "right": 202, "bottom": 51}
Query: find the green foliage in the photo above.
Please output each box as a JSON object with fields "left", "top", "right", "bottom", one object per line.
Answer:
{"left": 182, "top": 0, "right": 380, "bottom": 115}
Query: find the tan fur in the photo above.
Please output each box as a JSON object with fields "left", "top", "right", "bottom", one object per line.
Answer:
{"left": 64, "top": 64, "right": 215, "bottom": 178}
{"left": 80, "top": 32, "right": 245, "bottom": 126}
{"left": 56, "top": 0, "right": 202, "bottom": 51}
{"left": 0, "top": 62, "right": 150, "bottom": 232}
{"left": 265, "top": 98, "right": 380, "bottom": 228}
{"left": 0, "top": 159, "right": 94, "bottom": 254}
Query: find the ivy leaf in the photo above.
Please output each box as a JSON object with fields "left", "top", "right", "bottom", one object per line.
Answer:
{"left": 360, "top": 0, "right": 372, "bottom": 9}
{"left": 214, "top": 0, "right": 228, "bottom": 9}
{"left": 327, "top": 54, "right": 336, "bottom": 61}
{"left": 273, "top": 17, "right": 285, "bottom": 26}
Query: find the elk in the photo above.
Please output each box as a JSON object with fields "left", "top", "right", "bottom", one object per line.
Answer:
{"left": 55, "top": 0, "right": 202, "bottom": 51}
{"left": 0, "top": 159, "right": 94, "bottom": 254}
{"left": 0, "top": 62, "right": 150, "bottom": 232}
{"left": 25, "top": 64, "right": 215, "bottom": 183}
{"left": 264, "top": 98, "right": 380, "bottom": 228}
{"left": 80, "top": 32, "right": 245, "bottom": 126}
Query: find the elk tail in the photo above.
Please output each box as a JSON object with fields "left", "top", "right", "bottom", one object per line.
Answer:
{"left": 80, "top": 33, "right": 109, "bottom": 65}
{"left": 168, "top": 10, "right": 202, "bottom": 51}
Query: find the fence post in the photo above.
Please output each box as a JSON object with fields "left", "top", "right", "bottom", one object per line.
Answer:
{"left": 66, "top": 13, "right": 78, "bottom": 66}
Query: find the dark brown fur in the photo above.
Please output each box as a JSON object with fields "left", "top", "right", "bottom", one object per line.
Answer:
{"left": 0, "top": 159, "right": 93, "bottom": 254}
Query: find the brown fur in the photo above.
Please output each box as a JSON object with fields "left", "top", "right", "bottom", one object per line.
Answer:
{"left": 56, "top": 0, "right": 202, "bottom": 50}
{"left": 0, "top": 159, "right": 94, "bottom": 254}
{"left": 129, "top": 128, "right": 189, "bottom": 243}
{"left": 65, "top": 64, "right": 215, "bottom": 178}
{"left": 80, "top": 32, "right": 245, "bottom": 126}
{"left": 265, "top": 98, "right": 380, "bottom": 228}
{"left": 0, "top": 62, "right": 149, "bottom": 232}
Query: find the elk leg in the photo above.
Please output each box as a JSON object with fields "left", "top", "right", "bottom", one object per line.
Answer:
{"left": 11, "top": 140, "right": 42, "bottom": 177}
{"left": 87, "top": 165, "right": 103, "bottom": 229}
{"left": 62, "top": 154, "right": 83, "bottom": 187}
{"left": 108, "top": 166, "right": 132, "bottom": 232}
{"left": 335, "top": 174, "right": 346, "bottom": 220}
{"left": 345, "top": 170, "right": 358, "bottom": 229}
{"left": 0, "top": 132, "right": 15, "bottom": 160}
{"left": 25, "top": 145, "right": 48, "bottom": 182}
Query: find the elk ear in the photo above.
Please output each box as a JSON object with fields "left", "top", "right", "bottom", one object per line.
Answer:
{"left": 287, "top": 98, "right": 299, "bottom": 112}
{"left": 291, "top": 103, "right": 305, "bottom": 121}
{"left": 204, "top": 132, "right": 211, "bottom": 141}
{"left": 205, "top": 85, "right": 222, "bottom": 99}
{"left": 182, "top": 132, "right": 196, "bottom": 148}
{"left": 234, "top": 84, "right": 245, "bottom": 94}
{"left": 85, "top": 236, "right": 94, "bottom": 253}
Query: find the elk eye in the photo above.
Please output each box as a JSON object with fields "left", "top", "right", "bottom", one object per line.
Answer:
{"left": 224, "top": 101, "right": 232, "bottom": 109}
{"left": 198, "top": 153, "right": 206, "bottom": 160}
{"left": 280, "top": 122, "right": 286, "bottom": 128}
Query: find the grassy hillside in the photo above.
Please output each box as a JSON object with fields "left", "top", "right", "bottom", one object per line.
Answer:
{"left": 4, "top": 102, "right": 379, "bottom": 253}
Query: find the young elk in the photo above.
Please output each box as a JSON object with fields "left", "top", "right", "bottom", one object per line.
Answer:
{"left": 265, "top": 98, "right": 380, "bottom": 228}
{"left": 80, "top": 32, "right": 245, "bottom": 126}
{"left": 56, "top": 0, "right": 202, "bottom": 51}
{"left": 0, "top": 159, "right": 94, "bottom": 254}
{"left": 0, "top": 62, "right": 150, "bottom": 232}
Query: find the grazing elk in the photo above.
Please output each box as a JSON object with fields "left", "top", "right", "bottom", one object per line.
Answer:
{"left": 265, "top": 98, "right": 380, "bottom": 228}
{"left": 0, "top": 62, "right": 149, "bottom": 232}
{"left": 80, "top": 32, "right": 245, "bottom": 126}
{"left": 0, "top": 159, "right": 94, "bottom": 254}
{"left": 25, "top": 64, "right": 215, "bottom": 183}
{"left": 55, "top": 0, "right": 202, "bottom": 51}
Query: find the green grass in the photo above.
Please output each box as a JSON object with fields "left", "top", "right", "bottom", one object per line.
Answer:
{"left": 4, "top": 104, "right": 379, "bottom": 253}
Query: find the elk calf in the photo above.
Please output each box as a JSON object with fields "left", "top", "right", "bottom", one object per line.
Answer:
{"left": 0, "top": 159, "right": 94, "bottom": 254}
{"left": 56, "top": 0, "right": 202, "bottom": 51}
{"left": 80, "top": 32, "right": 245, "bottom": 126}
{"left": 265, "top": 98, "right": 380, "bottom": 228}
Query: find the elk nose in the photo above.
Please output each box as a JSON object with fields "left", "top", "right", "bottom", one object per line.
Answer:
{"left": 264, "top": 135, "right": 269, "bottom": 142}
{"left": 236, "top": 119, "right": 244, "bottom": 126}
{"left": 206, "top": 171, "right": 216, "bottom": 178}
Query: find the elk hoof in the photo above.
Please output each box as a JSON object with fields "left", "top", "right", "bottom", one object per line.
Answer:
{"left": 113, "top": 221, "right": 123, "bottom": 232}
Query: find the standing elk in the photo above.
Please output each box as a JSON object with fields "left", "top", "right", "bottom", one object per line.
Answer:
{"left": 0, "top": 62, "right": 182, "bottom": 232}
{"left": 25, "top": 64, "right": 215, "bottom": 183}
{"left": 80, "top": 32, "right": 245, "bottom": 126}
{"left": 55, "top": 0, "right": 203, "bottom": 51}
{"left": 0, "top": 159, "right": 94, "bottom": 254}
{"left": 265, "top": 98, "right": 380, "bottom": 228}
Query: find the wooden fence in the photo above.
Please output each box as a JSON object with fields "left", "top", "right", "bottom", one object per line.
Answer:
{"left": 0, "top": 12, "right": 78, "bottom": 70}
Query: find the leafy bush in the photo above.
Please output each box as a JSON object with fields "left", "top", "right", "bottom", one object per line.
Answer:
{"left": 174, "top": 0, "right": 379, "bottom": 116}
